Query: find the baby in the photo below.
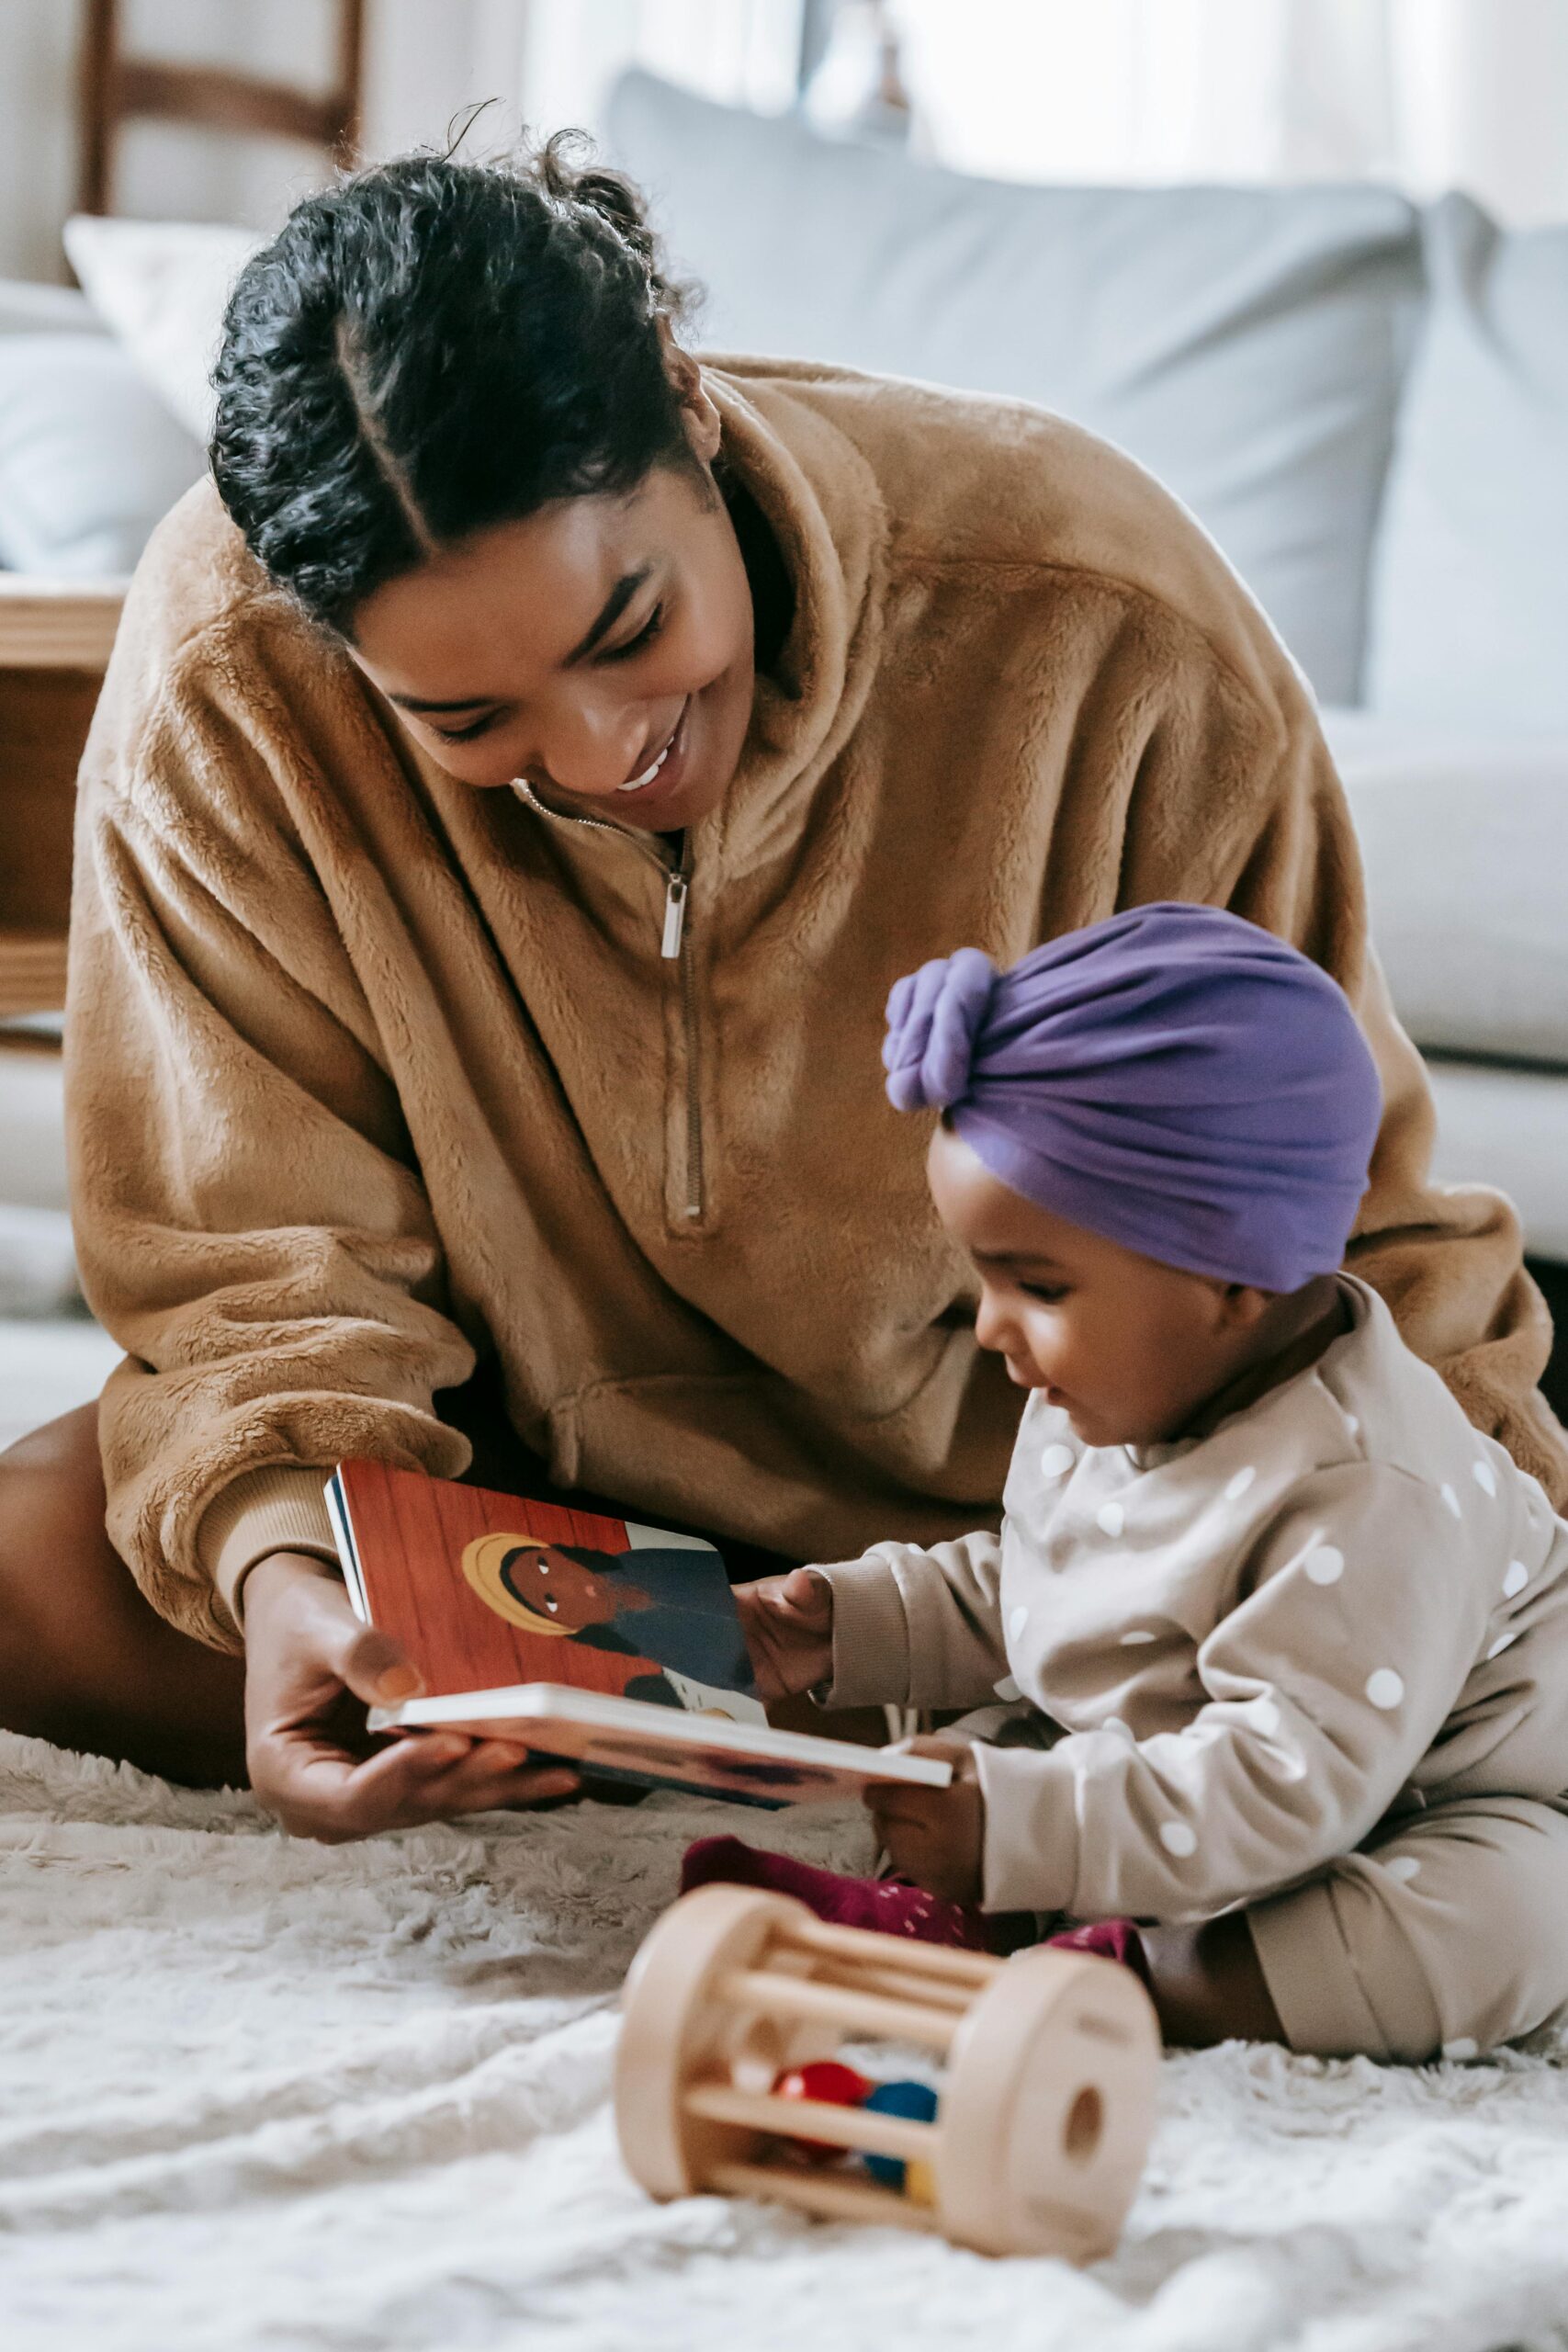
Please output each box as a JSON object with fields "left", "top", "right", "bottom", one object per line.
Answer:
{"left": 694, "top": 904, "right": 1568, "bottom": 2062}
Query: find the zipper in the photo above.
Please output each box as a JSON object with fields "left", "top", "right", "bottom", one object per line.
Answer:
{"left": 671, "top": 830, "right": 703, "bottom": 1220}
{"left": 660, "top": 869, "right": 688, "bottom": 959}
{"left": 513, "top": 782, "right": 705, "bottom": 1225}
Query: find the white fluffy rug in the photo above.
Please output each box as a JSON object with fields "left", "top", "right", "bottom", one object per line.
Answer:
{"left": 5, "top": 1732, "right": 1568, "bottom": 2352}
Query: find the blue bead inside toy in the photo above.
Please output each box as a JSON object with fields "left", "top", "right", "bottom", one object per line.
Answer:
{"left": 861, "top": 2077, "right": 940, "bottom": 2188}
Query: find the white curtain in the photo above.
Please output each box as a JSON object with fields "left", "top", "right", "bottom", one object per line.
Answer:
{"left": 892, "top": 0, "right": 1568, "bottom": 222}
{"left": 516, "top": 0, "right": 805, "bottom": 142}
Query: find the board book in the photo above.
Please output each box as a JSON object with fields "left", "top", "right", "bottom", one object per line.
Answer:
{"left": 324, "top": 1458, "right": 953, "bottom": 1806}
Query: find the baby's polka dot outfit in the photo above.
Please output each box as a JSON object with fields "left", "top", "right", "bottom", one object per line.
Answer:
{"left": 817, "top": 1277, "right": 1568, "bottom": 2063}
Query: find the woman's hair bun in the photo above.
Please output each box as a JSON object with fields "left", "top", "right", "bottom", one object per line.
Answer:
{"left": 533, "top": 135, "right": 680, "bottom": 319}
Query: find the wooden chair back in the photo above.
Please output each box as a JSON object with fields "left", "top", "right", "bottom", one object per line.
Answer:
{"left": 77, "top": 0, "right": 365, "bottom": 218}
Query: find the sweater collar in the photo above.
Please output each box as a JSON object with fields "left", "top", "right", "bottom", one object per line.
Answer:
{"left": 702, "top": 366, "right": 888, "bottom": 867}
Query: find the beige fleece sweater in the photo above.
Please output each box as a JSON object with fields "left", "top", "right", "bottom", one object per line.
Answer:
{"left": 65, "top": 358, "right": 1565, "bottom": 1649}
{"left": 819, "top": 1277, "right": 1568, "bottom": 1917}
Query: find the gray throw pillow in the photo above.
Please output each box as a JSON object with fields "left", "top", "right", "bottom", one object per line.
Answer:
{"left": 0, "top": 331, "right": 205, "bottom": 575}
{"left": 606, "top": 71, "right": 1423, "bottom": 706}
{"left": 1367, "top": 195, "right": 1568, "bottom": 734}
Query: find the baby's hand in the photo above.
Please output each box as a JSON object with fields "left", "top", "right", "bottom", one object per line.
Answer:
{"left": 866, "top": 1736, "right": 985, "bottom": 1905}
{"left": 735, "top": 1567, "right": 835, "bottom": 1701}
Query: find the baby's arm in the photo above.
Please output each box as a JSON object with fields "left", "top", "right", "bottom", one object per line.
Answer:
{"left": 974, "top": 1464, "right": 1493, "bottom": 1917}
{"left": 813, "top": 1530, "right": 1010, "bottom": 1713}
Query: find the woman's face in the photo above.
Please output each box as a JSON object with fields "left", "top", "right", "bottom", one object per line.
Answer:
{"left": 345, "top": 381, "right": 756, "bottom": 832}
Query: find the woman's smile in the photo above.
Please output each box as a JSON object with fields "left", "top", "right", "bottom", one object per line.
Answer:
{"left": 604, "top": 695, "right": 695, "bottom": 820}
{"left": 618, "top": 700, "right": 687, "bottom": 793}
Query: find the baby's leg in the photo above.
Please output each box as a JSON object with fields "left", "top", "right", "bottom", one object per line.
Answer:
{"left": 1113, "top": 1915, "right": 1285, "bottom": 2046}
{"left": 1241, "top": 1794, "right": 1568, "bottom": 2061}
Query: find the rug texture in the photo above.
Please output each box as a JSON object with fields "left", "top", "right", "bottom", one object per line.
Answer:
{"left": 5, "top": 1730, "right": 1568, "bottom": 2352}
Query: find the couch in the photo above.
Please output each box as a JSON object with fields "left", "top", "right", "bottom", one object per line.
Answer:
{"left": 1, "top": 70, "right": 1565, "bottom": 1321}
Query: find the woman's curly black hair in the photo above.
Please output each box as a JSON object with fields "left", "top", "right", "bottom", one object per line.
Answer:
{"left": 209, "top": 136, "right": 695, "bottom": 632}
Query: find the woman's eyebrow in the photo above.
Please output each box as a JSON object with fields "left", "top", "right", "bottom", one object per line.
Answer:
{"left": 389, "top": 689, "right": 502, "bottom": 713}
{"left": 562, "top": 565, "right": 653, "bottom": 665}
{"left": 387, "top": 566, "right": 655, "bottom": 711}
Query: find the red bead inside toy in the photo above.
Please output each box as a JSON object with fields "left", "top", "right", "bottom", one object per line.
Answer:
{"left": 772, "top": 2060, "right": 874, "bottom": 2158}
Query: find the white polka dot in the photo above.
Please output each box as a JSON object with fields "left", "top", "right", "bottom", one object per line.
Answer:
{"left": 1441, "top": 2037, "right": 1479, "bottom": 2063}
{"left": 1249, "top": 1697, "right": 1281, "bottom": 1735}
{"left": 1486, "top": 1633, "right": 1517, "bottom": 1661}
{"left": 1096, "top": 1501, "right": 1126, "bottom": 1538}
{"left": 1440, "top": 1484, "right": 1461, "bottom": 1520}
{"left": 1159, "top": 1821, "right": 1198, "bottom": 1858}
{"left": 1120, "top": 1629, "right": 1158, "bottom": 1645}
{"left": 1384, "top": 1855, "right": 1421, "bottom": 1883}
{"left": 1503, "top": 1560, "right": 1529, "bottom": 1599}
{"left": 1008, "top": 1605, "right": 1030, "bottom": 1645}
{"left": 1366, "top": 1668, "right": 1404, "bottom": 1710}
{"left": 1040, "top": 1442, "right": 1076, "bottom": 1480}
{"left": 1344, "top": 1414, "right": 1360, "bottom": 1438}
{"left": 1304, "top": 1544, "right": 1345, "bottom": 1586}
{"left": 1472, "top": 1458, "right": 1497, "bottom": 1498}
{"left": 1224, "top": 1465, "right": 1257, "bottom": 1502}
{"left": 992, "top": 1675, "right": 1022, "bottom": 1702}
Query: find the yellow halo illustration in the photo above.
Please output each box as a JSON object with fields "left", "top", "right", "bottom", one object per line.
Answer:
{"left": 462, "top": 1530, "right": 574, "bottom": 1634}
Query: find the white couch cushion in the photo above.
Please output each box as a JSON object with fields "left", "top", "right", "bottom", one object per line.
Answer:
{"left": 1368, "top": 196, "right": 1568, "bottom": 734}
{"left": 0, "top": 1204, "right": 82, "bottom": 1319}
{"left": 0, "top": 331, "right": 204, "bottom": 575}
{"left": 62, "top": 215, "right": 262, "bottom": 444}
{"left": 1324, "top": 709, "right": 1568, "bottom": 1069}
{"left": 606, "top": 71, "right": 1422, "bottom": 707}
{"left": 1424, "top": 1061, "right": 1568, "bottom": 1265}
{"left": 0, "top": 279, "right": 100, "bottom": 336}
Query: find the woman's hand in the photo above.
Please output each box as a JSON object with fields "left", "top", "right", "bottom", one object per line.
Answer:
{"left": 865, "top": 1736, "right": 985, "bottom": 1905}
{"left": 242, "top": 1551, "right": 580, "bottom": 1841}
{"left": 734, "top": 1567, "right": 835, "bottom": 1701}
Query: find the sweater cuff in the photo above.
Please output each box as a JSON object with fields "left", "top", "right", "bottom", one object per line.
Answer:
{"left": 818, "top": 1551, "right": 914, "bottom": 1709}
{"left": 198, "top": 1468, "right": 343, "bottom": 1630}
{"left": 973, "top": 1740, "right": 1077, "bottom": 1915}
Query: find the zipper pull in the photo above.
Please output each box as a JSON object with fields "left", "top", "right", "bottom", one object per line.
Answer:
{"left": 660, "top": 871, "right": 689, "bottom": 960}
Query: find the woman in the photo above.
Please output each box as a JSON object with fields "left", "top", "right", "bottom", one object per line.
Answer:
{"left": 3, "top": 142, "right": 1560, "bottom": 1849}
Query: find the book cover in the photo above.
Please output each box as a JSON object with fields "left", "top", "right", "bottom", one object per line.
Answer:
{"left": 329, "top": 1458, "right": 762, "bottom": 1720}
{"left": 325, "top": 1460, "right": 952, "bottom": 1805}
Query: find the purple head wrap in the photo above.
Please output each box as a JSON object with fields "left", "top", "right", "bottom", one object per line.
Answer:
{"left": 883, "top": 904, "right": 1382, "bottom": 1292}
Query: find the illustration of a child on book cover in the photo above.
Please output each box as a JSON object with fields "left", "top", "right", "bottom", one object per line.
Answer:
{"left": 461, "top": 1524, "right": 758, "bottom": 1712}
{"left": 329, "top": 1461, "right": 763, "bottom": 1724}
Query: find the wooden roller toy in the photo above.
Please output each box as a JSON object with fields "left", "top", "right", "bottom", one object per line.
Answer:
{"left": 614, "top": 1883, "right": 1160, "bottom": 2261}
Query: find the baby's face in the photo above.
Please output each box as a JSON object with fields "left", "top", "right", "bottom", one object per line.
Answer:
{"left": 927, "top": 1126, "right": 1258, "bottom": 1449}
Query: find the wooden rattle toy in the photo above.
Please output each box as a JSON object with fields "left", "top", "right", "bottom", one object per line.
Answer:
{"left": 614, "top": 1883, "right": 1159, "bottom": 2261}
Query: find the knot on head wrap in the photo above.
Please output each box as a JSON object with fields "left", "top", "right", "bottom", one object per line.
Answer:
{"left": 883, "top": 904, "right": 1382, "bottom": 1294}
{"left": 883, "top": 946, "right": 999, "bottom": 1112}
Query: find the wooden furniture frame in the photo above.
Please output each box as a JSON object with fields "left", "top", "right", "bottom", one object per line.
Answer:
{"left": 0, "top": 582, "right": 124, "bottom": 1043}
{"left": 0, "top": 3, "right": 366, "bottom": 1046}
{"left": 78, "top": 0, "right": 366, "bottom": 218}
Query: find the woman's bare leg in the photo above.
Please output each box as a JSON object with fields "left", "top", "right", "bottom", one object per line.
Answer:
{"left": 0, "top": 1401, "right": 246, "bottom": 1786}
{"left": 1138, "top": 1914, "right": 1285, "bottom": 2047}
